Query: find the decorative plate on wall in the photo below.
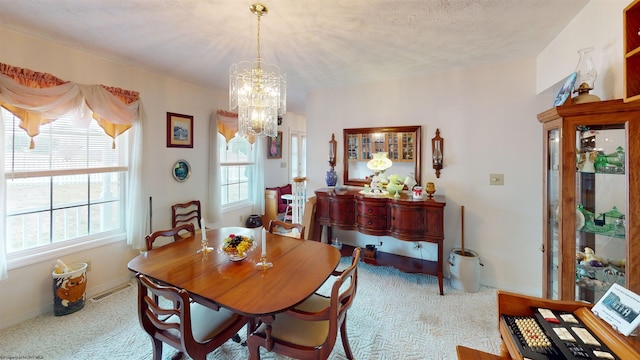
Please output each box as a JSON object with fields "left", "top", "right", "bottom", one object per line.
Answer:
{"left": 172, "top": 159, "right": 191, "bottom": 182}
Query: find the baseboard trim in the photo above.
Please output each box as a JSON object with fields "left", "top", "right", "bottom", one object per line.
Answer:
{"left": 0, "top": 274, "right": 134, "bottom": 331}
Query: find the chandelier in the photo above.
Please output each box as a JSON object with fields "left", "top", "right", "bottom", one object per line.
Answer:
{"left": 229, "top": 3, "right": 286, "bottom": 138}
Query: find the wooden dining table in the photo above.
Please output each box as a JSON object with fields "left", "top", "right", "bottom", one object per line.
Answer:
{"left": 127, "top": 226, "right": 342, "bottom": 317}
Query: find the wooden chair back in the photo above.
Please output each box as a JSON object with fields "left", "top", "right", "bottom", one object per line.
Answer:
{"left": 135, "top": 274, "right": 247, "bottom": 360}
{"left": 268, "top": 219, "right": 305, "bottom": 239}
{"left": 171, "top": 200, "right": 202, "bottom": 229}
{"left": 247, "top": 247, "right": 361, "bottom": 360}
{"left": 263, "top": 189, "right": 279, "bottom": 228}
{"left": 301, "top": 196, "right": 316, "bottom": 240}
{"left": 145, "top": 223, "right": 195, "bottom": 251}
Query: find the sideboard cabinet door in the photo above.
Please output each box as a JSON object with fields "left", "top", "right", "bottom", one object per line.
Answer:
{"left": 389, "top": 204, "right": 424, "bottom": 241}
{"left": 329, "top": 196, "right": 356, "bottom": 229}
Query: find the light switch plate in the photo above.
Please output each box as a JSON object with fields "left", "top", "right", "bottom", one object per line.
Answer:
{"left": 489, "top": 173, "right": 504, "bottom": 185}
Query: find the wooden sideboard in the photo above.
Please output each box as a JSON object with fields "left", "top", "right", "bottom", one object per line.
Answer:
{"left": 313, "top": 187, "right": 446, "bottom": 295}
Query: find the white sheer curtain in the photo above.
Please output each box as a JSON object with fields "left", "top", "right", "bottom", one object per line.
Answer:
{"left": 208, "top": 113, "right": 222, "bottom": 224}
{"left": 0, "top": 117, "right": 7, "bottom": 281}
{"left": 125, "top": 106, "right": 147, "bottom": 250}
{"left": 253, "top": 136, "right": 266, "bottom": 215}
{"left": 0, "top": 67, "right": 148, "bottom": 277}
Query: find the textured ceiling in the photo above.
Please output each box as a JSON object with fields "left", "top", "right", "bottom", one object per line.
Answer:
{"left": 0, "top": 0, "right": 589, "bottom": 113}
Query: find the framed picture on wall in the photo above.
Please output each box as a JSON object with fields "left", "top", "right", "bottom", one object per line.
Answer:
{"left": 166, "top": 112, "right": 193, "bottom": 148}
{"left": 267, "top": 131, "right": 283, "bottom": 159}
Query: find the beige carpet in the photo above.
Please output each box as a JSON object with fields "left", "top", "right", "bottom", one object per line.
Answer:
{"left": 0, "top": 259, "right": 502, "bottom": 359}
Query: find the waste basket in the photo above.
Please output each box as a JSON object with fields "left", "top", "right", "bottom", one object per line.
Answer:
{"left": 52, "top": 262, "right": 87, "bottom": 316}
{"left": 245, "top": 214, "right": 263, "bottom": 228}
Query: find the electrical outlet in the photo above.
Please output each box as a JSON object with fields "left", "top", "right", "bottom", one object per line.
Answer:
{"left": 413, "top": 243, "right": 421, "bottom": 250}
{"left": 239, "top": 215, "right": 244, "bottom": 223}
{"left": 85, "top": 260, "right": 92, "bottom": 271}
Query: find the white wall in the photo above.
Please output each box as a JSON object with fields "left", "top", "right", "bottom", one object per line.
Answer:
{"left": 537, "top": 0, "right": 628, "bottom": 98}
{"left": 307, "top": 58, "right": 547, "bottom": 294}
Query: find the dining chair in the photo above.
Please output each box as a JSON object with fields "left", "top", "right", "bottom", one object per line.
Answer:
{"left": 247, "top": 247, "right": 361, "bottom": 360}
{"left": 145, "top": 223, "right": 195, "bottom": 251}
{"left": 135, "top": 274, "right": 248, "bottom": 360}
{"left": 267, "top": 219, "right": 305, "bottom": 239}
{"left": 171, "top": 200, "right": 203, "bottom": 240}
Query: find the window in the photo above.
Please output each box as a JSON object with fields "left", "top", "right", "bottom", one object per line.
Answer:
{"left": 3, "top": 107, "right": 127, "bottom": 255}
{"left": 218, "top": 134, "right": 255, "bottom": 207}
{"left": 290, "top": 131, "right": 306, "bottom": 180}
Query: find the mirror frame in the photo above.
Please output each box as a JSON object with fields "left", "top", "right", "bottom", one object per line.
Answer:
{"left": 343, "top": 125, "right": 421, "bottom": 187}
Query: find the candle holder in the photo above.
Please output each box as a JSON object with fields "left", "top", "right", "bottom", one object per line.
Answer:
{"left": 326, "top": 133, "right": 338, "bottom": 187}
{"left": 255, "top": 228, "right": 273, "bottom": 270}
{"left": 197, "top": 237, "right": 214, "bottom": 254}
{"left": 425, "top": 182, "right": 436, "bottom": 199}
{"left": 255, "top": 255, "right": 273, "bottom": 270}
{"left": 432, "top": 129, "right": 443, "bottom": 178}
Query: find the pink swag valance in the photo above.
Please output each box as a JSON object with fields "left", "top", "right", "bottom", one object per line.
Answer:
{"left": 0, "top": 63, "right": 141, "bottom": 148}
{"left": 216, "top": 109, "right": 255, "bottom": 144}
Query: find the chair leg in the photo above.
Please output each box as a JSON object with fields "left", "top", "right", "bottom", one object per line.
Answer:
{"left": 247, "top": 336, "right": 262, "bottom": 360}
{"left": 151, "top": 338, "right": 164, "bottom": 360}
{"left": 340, "top": 317, "right": 354, "bottom": 360}
{"left": 243, "top": 318, "right": 257, "bottom": 346}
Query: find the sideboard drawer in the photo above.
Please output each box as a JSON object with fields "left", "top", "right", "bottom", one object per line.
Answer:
{"left": 356, "top": 214, "right": 387, "bottom": 230}
{"left": 357, "top": 202, "right": 387, "bottom": 217}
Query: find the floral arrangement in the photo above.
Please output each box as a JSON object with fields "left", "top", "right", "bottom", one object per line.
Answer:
{"left": 222, "top": 234, "right": 254, "bottom": 257}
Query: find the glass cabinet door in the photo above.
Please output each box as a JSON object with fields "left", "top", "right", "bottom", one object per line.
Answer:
{"left": 544, "top": 127, "right": 560, "bottom": 299}
{"left": 574, "top": 124, "right": 627, "bottom": 303}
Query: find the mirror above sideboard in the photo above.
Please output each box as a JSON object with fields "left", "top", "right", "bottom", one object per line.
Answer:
{"left": 343, "top": 126, "right": 421, "bottom": 187}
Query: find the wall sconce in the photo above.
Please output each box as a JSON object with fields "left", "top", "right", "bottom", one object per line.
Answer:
{"left": 328, "top": 133, "right": 337, "bottom": 168}
{"left": 326, "top": 133, "right": 338, "bottom": 187}
{"left": 432, "top": 129, "right": 443, "bottom": 178}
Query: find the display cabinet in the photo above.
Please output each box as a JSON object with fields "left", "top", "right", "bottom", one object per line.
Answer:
{"left": 538, "top": 99, "right": 640, "bottom": 302}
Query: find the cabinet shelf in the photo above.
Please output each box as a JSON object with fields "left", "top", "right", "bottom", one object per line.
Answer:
{"left": 578, "top": 227, "right": 624, "bottom": 239}
{"left": 576, "top": 264, "right": 625, "bottom": 292}
{"left": 339, "top": 243, "right": 438, "bottom": 274}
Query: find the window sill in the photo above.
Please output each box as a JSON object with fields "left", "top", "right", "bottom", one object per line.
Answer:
{"left": 222, "top": 199, "right": 254, "bottom": 213}
{"left": 7, "top": 230, "right": 127, "bottom": 271}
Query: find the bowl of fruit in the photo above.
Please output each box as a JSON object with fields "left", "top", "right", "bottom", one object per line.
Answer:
{"left": 221, "top": 234, "right": 255, "bottom": 261}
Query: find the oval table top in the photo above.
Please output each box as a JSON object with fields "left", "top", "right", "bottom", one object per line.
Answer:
{"left": 128, "top": 226, "right": 341, "bottom": 316}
